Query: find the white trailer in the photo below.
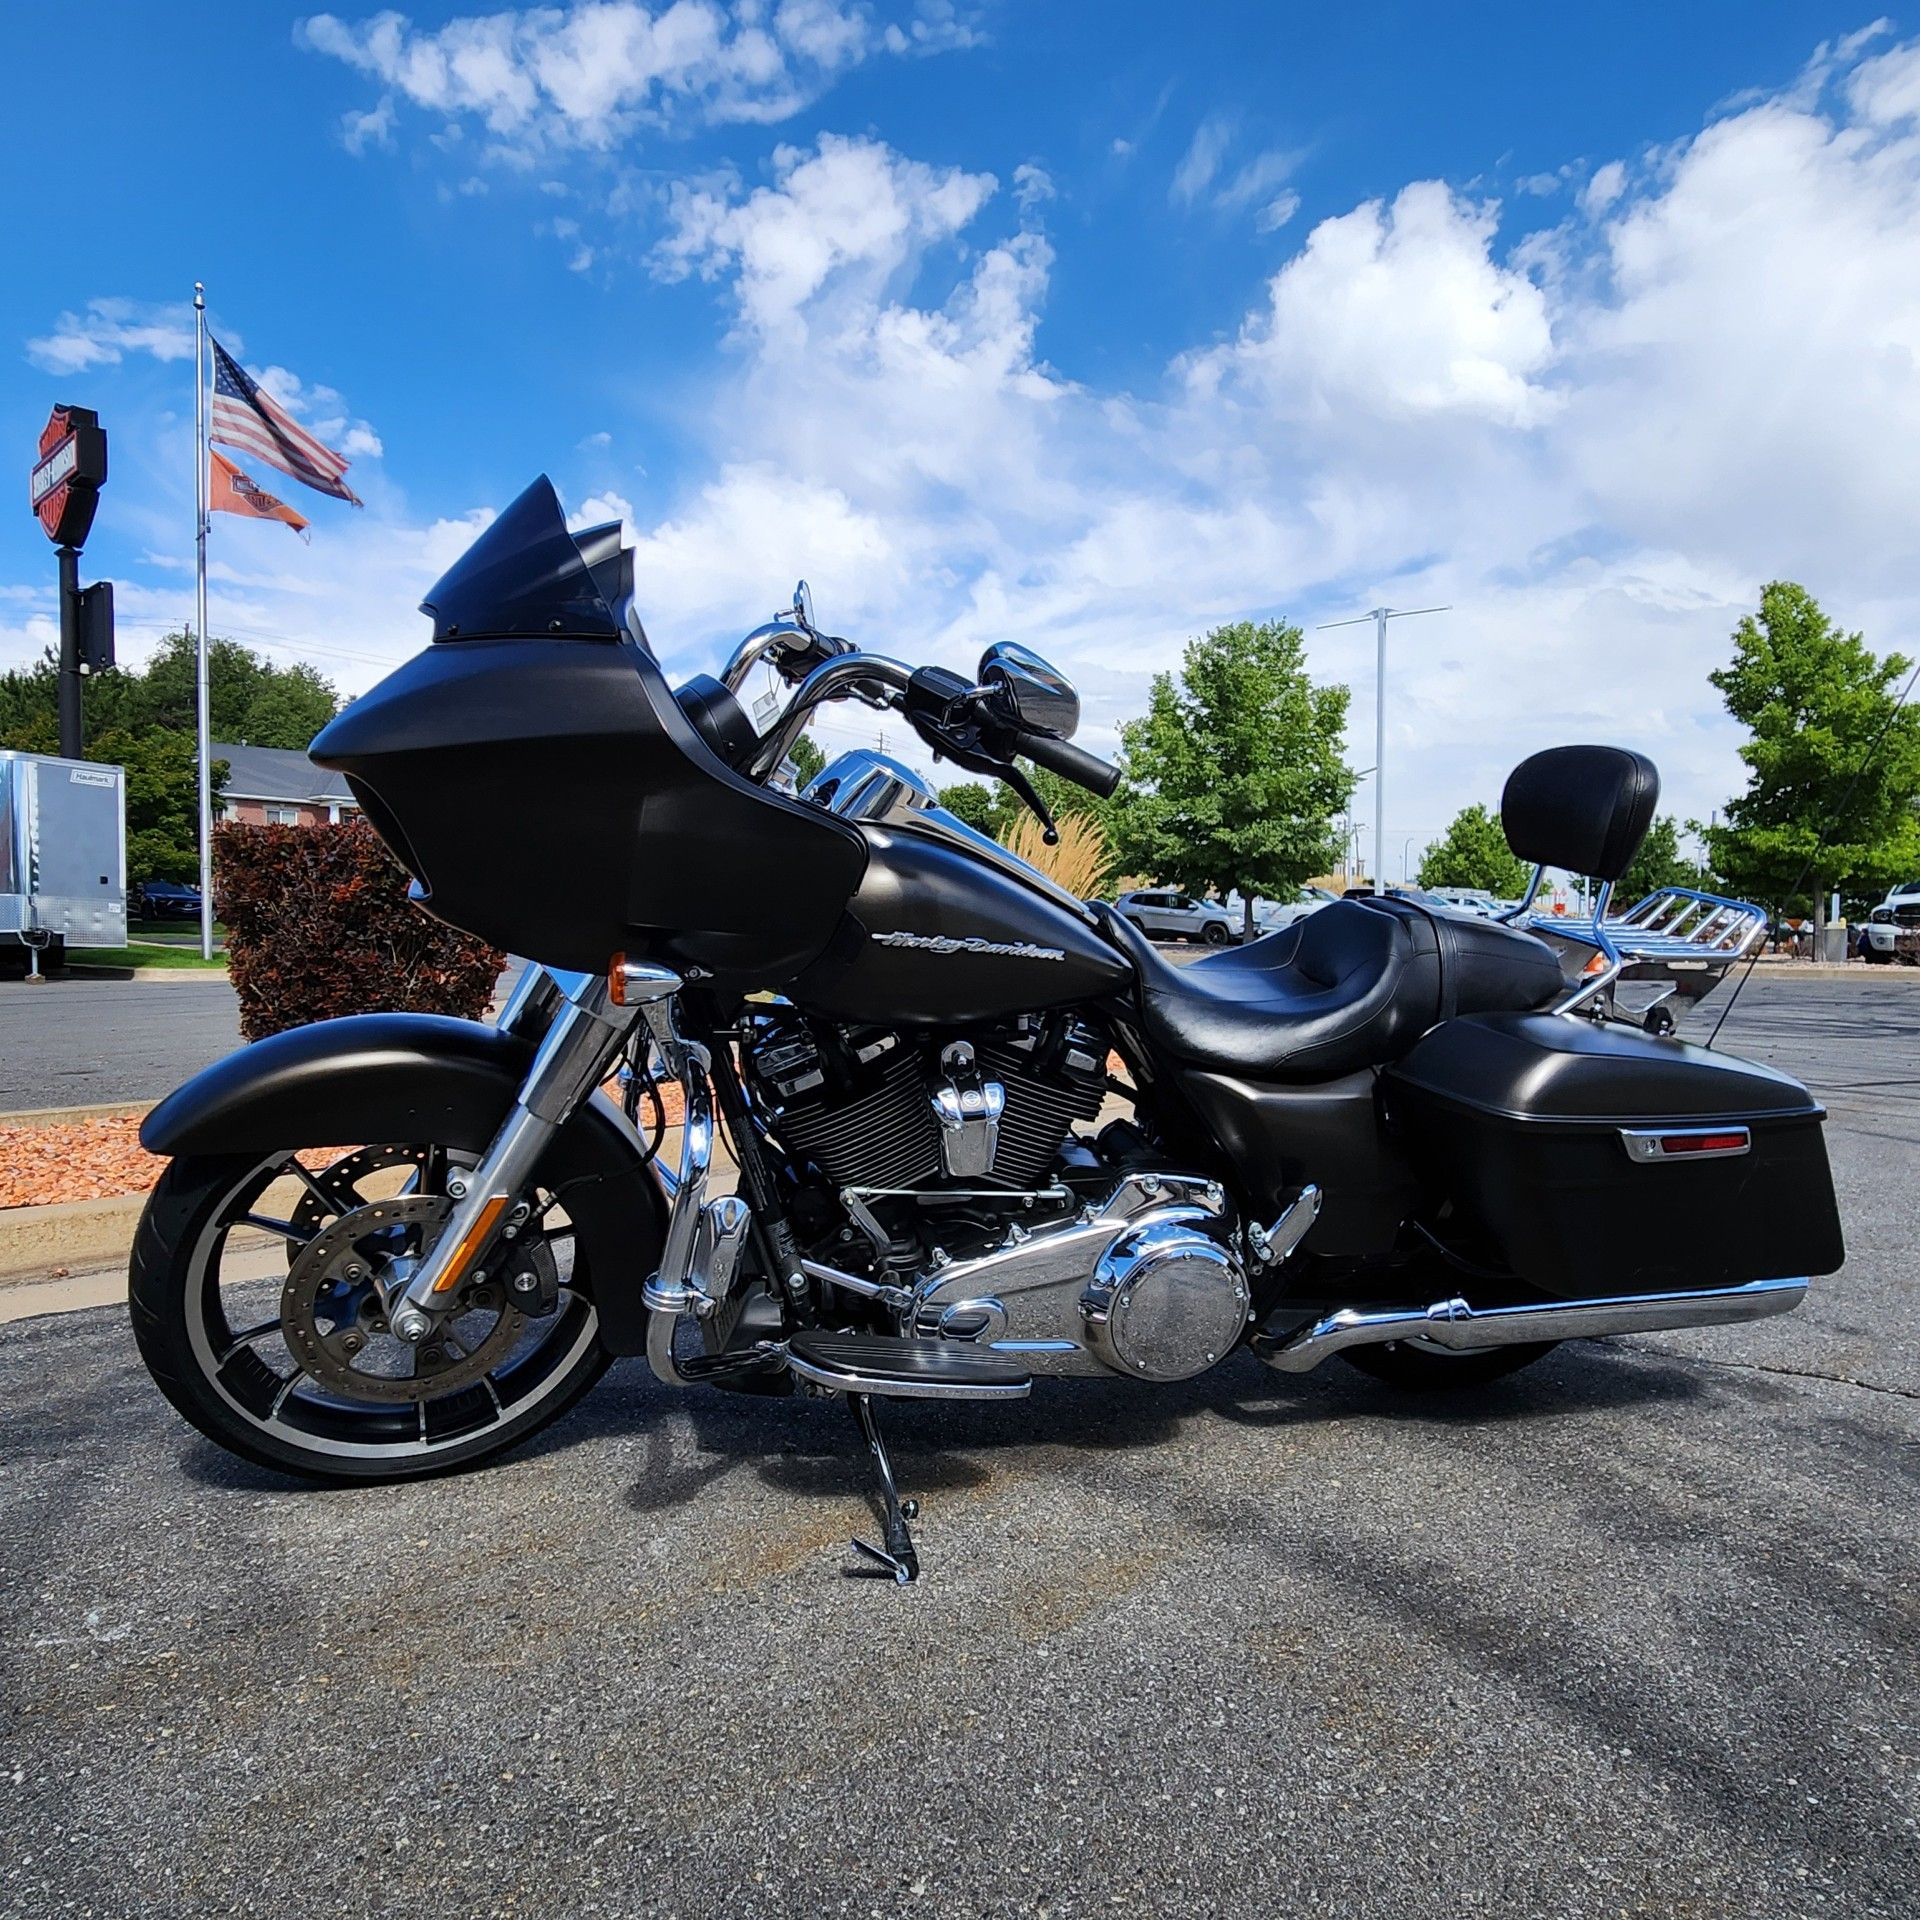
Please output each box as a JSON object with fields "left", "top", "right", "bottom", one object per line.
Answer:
{"left": 0, "top": 750, "right": 126, "bottom": 975}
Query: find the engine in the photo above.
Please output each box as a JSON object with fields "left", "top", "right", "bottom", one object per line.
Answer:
{"left": 741, "top": 1009, "right": 1253, "bottom": 1381}
{"left": 743, "top": 1007, "right": 1111, "bottom": 1197}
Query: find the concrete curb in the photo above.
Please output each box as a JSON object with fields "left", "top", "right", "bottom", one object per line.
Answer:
{"left": 0, "top": 1192, "right": 144, "bottom": 1282}
{"left": 0, "top": 1099, "right": 151, "bottom": 1129}
{"left": 59, "top": 966, "right": 233, "bottom": 983}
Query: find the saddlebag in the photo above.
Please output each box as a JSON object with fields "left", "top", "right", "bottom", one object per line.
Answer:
{"left": 1382, "top": 1013, "right": 1844, "bottom": 1294}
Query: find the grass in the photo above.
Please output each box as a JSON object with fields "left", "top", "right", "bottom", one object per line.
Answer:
{"left": 66, "top": 942, "right": 228, "bottom": 971}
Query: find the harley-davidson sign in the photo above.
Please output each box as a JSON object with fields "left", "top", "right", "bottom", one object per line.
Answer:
{"left": 31, "top": 405, "right": 107, "bottom": 547}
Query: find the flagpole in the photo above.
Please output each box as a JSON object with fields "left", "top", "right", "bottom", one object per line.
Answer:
{"left": 193, "top": 283, "right": 213, "bottom": 962}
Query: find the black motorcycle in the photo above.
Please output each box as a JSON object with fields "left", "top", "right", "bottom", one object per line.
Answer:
{"left": 129, "top": 478, "right": 1844, "bottom": 1582}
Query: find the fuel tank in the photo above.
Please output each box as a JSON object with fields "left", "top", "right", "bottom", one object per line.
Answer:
{"left": 787, "top": 825, "right": 1133, "bottom": 1025}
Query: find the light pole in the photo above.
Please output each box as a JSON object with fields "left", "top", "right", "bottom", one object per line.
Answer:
{"left": 1318, "top": 605, "right": 1449, "bottom": 911}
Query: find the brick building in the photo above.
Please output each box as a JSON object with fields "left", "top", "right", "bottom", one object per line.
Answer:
{"left": 213, "top": 742, "right": 358, "bottom": 828}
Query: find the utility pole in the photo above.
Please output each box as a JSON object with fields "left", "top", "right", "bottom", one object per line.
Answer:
{"left": 1318, "top": 605, "right": 1449, "bottom": 907}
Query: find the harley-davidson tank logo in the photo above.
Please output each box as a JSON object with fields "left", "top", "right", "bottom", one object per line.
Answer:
{"left": 871, "top": 930, "right": 1066, "bottom": 962}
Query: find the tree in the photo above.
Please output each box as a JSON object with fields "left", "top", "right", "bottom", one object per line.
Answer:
{"left": 936, "top": 780, "right": 1009, "bottom": 835}
{"left": 786, "top": 733, "right": 827, "bottom": 787}
{"left": 137, "top": 633, "right": 339, "bottom": 748}
{"left": 0, "top": 632, "right": 340, "bottom": 751}
{"left": 1706, "top": 583, "right": 1920, "bottom": 933}
{"left": 1112, "top": 619, "right": 1352, "bottom": 939}
{"left": 1418, "top": 803, "right": 1532, "bottom": 896}
{"left": 1617, "top": 815, "right": 1699, "bottom": 905}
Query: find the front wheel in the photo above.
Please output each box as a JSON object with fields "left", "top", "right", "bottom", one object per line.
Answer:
{"left": 129, "top": 1142, "right": 611, "bottom": 1482}
{"left": 1340, "top": 1339, "right": 1557, "bottom": 1390}
{"left": 1201, "top": 922, "right": 1230, "bottom": 946}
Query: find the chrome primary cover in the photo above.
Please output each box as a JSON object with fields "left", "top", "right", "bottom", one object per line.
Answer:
{"left": 913, "top": 1172, "right": 1245, "bottom": 1380}
{"left": 1080, "top": 1216, "right": 1249, "bottom": 1381}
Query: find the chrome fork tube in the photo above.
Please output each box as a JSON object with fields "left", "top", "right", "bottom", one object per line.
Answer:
{"left": 390, "top": 968, "right": 642, "bottom": 1339}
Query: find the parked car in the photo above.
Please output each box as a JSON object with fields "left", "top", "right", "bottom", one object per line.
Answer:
{"left": 1426, "top": 886, "right": 1503, "bottom": 916}
{"left": 1234, "top": 885, "right": 1339, "bottom": 936}
{"left": 137, "top": 880, "right": 203, "bottom": 921}
{"left": 1112, "top": 889, "right": 1234, "bottom": 945}
{"left": 1861, "top": 879, "right": 1920, "bottom": 964}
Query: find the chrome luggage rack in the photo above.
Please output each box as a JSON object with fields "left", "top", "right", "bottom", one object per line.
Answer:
{"left": 1527, "top": 887, "right": 1769, "bottom": 1031}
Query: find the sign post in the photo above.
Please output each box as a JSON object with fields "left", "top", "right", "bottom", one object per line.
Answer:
{"left": 29, "top": 405, "right": 111, "bottom": 760}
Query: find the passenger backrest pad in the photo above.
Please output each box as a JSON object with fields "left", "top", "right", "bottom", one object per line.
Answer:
{"left": 1501, "top": 744, "right": 1659, "bottom": 883}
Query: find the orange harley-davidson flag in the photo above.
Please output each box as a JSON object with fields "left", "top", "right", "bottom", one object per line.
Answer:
{"left": 208, "top": 449, "right": 310, "bottom": 539}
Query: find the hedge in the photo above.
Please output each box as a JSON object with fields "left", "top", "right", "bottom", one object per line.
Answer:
{"left": 214, "top": 818, "right": 504, "bottom": 1041}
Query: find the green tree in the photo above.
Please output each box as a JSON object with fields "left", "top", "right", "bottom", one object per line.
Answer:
{"left": 138, "top": 633, "right": 339, "bottom": 747}
{"left": 1617, "top": 815, "right": 1700, "bottom": 905}
{"left": 786, "top": 732, "right": 827, "bottom": 787}
{"left": 0, "top": 632, "right": 339, "bottom": 751}
{"left": 1418, "top": 803, "right": 1532, "bottom": 895}
{"left": 1706, "top": 582, "right": 1920, "bottom": 933}
{"left": 936, "top": 780, "right": 1009, "bottom": 835}
{"left": 1113, "top": 619, "right": 1352, "bottom": 939}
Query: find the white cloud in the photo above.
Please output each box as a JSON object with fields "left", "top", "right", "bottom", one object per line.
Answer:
{"left": 1186, "top": 182, "right": 1558, "bottom": 428}
{"left": 1255, "top": 190, "right": 1299, "bottom": 233}
{"left": 606, "top": 46, "right": 1920, "bottom": 832}
{"left": 1579, "top": 158, "right": 1627, "bottom": 216}
{"left": 297, "top": 1, "right": 975, "bottom": 155}
{"left": 1171, "top": 116, "right": 1231, "bottom": 203}
{"left": 26, "top": 299, "right": 198, "bottom": 374}
{"left": 653, "top": 134, "right": 994, "bottom": 340}
{"left": 1012, "top": 162, "right": 1054, "bottom": 211}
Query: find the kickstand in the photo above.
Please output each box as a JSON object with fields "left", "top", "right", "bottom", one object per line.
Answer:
{"left": 843, "top": 1392, "right": 920, "bottom": 1585}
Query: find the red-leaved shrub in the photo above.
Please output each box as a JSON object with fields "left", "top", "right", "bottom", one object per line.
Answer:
{"left": 215, "top": 819, "right": 504, "bottom": 1041}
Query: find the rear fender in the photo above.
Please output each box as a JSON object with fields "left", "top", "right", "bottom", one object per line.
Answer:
{"left": 140, "top": 1013, "right": 666, "bottom": 1356}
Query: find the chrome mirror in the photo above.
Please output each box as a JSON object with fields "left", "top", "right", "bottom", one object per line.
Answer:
{"left": 978, "top": 642, "right": 1079, "bottom": 740}
{"left": 793, "top": 580, "right": 815, "bottom": 633}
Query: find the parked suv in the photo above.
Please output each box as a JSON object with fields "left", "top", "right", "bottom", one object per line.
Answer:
{"left": 1862, "top": 879, "right": 1920, "bottom": 963}
{"left": 1112, "top": 889, "right": 1234, "bottom": 945}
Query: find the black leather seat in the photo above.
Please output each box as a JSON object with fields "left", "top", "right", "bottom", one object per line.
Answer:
{"left": 1097, "top": 896, "right": 1565, "bottom": 1081}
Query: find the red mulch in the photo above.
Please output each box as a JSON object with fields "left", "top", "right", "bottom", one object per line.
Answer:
{"left": 0, "top": 1115, "right": 158, "bottom": 1210}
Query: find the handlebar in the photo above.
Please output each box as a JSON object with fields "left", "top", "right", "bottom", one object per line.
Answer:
{"left": 1013, "top": 727, "right": 1122, "bottom": 799}
{"left": 738, "top": 639, "right": 1123, "bottom": 804}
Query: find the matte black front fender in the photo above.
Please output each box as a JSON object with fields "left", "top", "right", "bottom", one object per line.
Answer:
{"left": 140, "top": 1013, "right": 667, "bottom": 1356}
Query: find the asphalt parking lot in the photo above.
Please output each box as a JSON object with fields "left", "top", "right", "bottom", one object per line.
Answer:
{"left": 2, "top": 970, "right": 1916, "bottom": 1919}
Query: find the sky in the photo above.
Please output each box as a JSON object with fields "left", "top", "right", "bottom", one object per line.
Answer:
{"left": 5, "top": 2, "right": 1919, "bottom": 878}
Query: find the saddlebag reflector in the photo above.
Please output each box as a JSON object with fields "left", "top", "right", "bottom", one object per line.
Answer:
{"left": 1620, "top": 1125, "right": 1750, "bottom": 1163}
{"left": 1382, "top": 1013, "right": 1844, "bottom": 1294}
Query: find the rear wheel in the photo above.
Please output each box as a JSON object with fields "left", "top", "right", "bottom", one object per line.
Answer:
{"left": 129, "top": 1141, "right": 610, "bottom": 1482}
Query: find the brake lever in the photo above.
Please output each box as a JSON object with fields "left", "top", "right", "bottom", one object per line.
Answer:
{"left": 1000, "top": 763, "right": 1059, "bottom": 845}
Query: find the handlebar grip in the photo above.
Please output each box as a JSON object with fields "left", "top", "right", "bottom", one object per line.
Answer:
{"left": 1015, "top": 729, "right": 1123, "bottom": 799}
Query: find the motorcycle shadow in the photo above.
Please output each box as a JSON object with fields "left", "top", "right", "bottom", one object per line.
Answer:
{"left": 597, "top": 1338, "right": 1709, "bottom": 1516}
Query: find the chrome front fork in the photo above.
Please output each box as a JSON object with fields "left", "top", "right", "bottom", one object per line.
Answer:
{"left": 388, "top": 965, "right": 645, "bottom": 1341}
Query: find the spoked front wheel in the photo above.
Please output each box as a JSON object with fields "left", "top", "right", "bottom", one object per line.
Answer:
{"left": 129, "top": 1142, "right": 610, "bottom": 1481}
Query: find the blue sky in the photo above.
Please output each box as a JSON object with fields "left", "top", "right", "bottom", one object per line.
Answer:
{"left": 5, "top": 4, "right": 1917, "bottom": 868}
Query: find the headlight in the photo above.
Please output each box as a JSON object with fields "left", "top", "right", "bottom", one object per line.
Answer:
{"left": 1871, "top": 907, "right": 1894, "bottom": 923}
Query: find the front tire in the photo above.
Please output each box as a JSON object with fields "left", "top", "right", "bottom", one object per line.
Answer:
{"left": 130, "top": 1146, "right": 611, "bottom": 1483}
{"left": 1202, "top": 922, "right": 1230, "bottom": 946}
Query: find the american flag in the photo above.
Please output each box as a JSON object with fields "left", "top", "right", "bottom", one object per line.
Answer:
{"left": 210, "top": 336, "right": 362, "bottom": 506}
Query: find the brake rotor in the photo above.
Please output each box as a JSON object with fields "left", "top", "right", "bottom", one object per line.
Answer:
{"left": 280, "top": 1195, "right": 528, "bottom": 1404}
{"left": 288, "top": 1143, "right": 450, "bottom": 1242}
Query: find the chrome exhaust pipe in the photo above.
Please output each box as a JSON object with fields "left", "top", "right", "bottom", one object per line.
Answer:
{"left": 1258, "top": 1276, "right": 1808, "bottom": 1374}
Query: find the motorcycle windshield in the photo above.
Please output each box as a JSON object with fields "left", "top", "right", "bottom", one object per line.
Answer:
{"left": 420, "top": 474, "right": 625, "bottom": 642}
